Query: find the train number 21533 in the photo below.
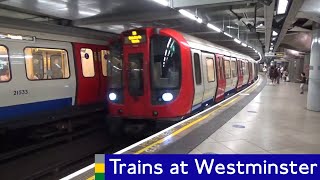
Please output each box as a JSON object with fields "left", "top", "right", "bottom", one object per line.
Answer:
{"left": 14, "top": 90, "right": 29, "bottom": 95}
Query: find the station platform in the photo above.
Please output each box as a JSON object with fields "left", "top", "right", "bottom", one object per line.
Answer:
{"left": 62, "top": 76, "right": 320, "bottom": 180}
{"left": 189, "top": 80, "right": 320, "bottom": 154}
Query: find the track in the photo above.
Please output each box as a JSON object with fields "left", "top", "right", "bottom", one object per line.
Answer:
{"left": 0, "top": 114, "right": 166, "bottom": 180}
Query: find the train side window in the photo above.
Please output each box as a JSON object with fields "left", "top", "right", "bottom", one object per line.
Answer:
{"left": 231, "top": 61, "right": 237, "bottom": 77}
{"left": 101, "top": 50, "right": 109, "bottom": 77}
{"left": 224, "top": 60, "right": 231, "bottom": 79}
{"left": 206, "top": 57, "right": 215, "bottom": 82}
{"left": 80, "top": 48, "right": 95, "bottom": 78}
{"left": 194, "top": 53, "right": 202, "bottom": 85}
{"left": 0, "top": 46, "right": 11, "bottom": 82}
{"left": 25, "top": 48, "right": 70, "bottom": 80}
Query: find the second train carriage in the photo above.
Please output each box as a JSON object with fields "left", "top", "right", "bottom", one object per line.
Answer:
{"left": 107, "top": 27, "right": 258, "bottom": 121}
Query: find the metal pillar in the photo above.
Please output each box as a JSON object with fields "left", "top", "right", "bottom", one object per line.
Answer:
{"left": 307, "top": 23, "right": 320, "bottom": 111}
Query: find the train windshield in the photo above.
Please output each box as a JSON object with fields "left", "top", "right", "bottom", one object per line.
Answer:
{"left": 150, "top": 35, "right": 181, "bottom": 89}
{"left": 108, "top": 40, "right": 123, "bottom": 88}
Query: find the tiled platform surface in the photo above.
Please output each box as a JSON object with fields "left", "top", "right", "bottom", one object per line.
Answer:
{"left": 189, "top": 81, "right": 320, "bottom": 154}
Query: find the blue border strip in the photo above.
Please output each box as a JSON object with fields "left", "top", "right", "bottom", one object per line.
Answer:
{"left": 0, "top": 98, "right": 73, "bottom": 121}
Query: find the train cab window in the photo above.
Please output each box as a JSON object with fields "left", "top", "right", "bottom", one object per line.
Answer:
{"left": 80, "top": 48, "right": 95, "bottom": 78}
{"left": 206, "top": 57, "right": 215, "bottom": 82}
{"left": 108, "top": 41, "right": 123, "bottom": 89}
{"left": 224, "top": 59, "right": 231, "bottom": 79}
{"left": 101, "top": 50, "right": 109, "bottom": 77}
{"left": 231, "top": 61, "right": 237, "bottom": 78}
{"left": 150, "top": 35, "right": 181, "bottom": 89}
{"left": 0, "top": 46, "right": 10, "bottom": 82}
{"left": 25, "top": 48, "right": 70, "bottom": 80}
{"left": 193, "top": 53, "right": 202, "bottom": 85}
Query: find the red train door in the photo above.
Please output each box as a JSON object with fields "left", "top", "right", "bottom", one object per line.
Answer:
{"left": 96, "top": 47, "right": 109, "bottom": 101}
{"left": 123, "top": 45, "right": 150, "bottom": 117}
{"left": 73, "top": 43, "right": 108, "bottom": 105}
{"left": 215, "top": 55, "right": 226, "bottom": 102}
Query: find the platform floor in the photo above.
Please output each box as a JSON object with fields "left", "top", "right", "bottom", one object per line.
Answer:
{"left": 190, "top": 81, "right": 320, "bottom": 154}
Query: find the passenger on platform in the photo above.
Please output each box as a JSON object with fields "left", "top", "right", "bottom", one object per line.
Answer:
{"left": 276, "top": 66, "right": 281, "bottom": 84}
{"left": 298, "top": 72, "right": 307, "bottom": 94}
{"left": 269, "top": 66, "right": 277, "bottom": 85}
{"left": 0, "top": 65, "right": 10, "bottom": 81}
{"left": 263, "top": 66, "right": 267, "bottom": 75}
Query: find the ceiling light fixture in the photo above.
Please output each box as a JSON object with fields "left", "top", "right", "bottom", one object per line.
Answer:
{"left": 226, "top": 26, "right": 238, "bottom": 29}
{"left": 207, "top": 23, "right": 222, "bottom": 32}
{"left": 153, "top": 0, "right": 169, "bottom": 6}
{"left": 234, "top": 38, "right": 241, "bottom": 44}
{"left": 179, "top": 9, "right": 202, "bottom": 24}
{"left": 241, "top": 43, "right": 248, "bottom": 47}
{"left": 223, "top": 32, "right": 232, "bottom": 38}
{"left": 277, "top": 0, "right": 289, "bottom": 15}
{"left": 272, "top": 31, "right": 278, "bottom": 36}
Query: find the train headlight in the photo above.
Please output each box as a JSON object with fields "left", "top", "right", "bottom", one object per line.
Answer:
{"left": 109, "top": 93, "right": 117, "bottom": 101}
{"left": 162, "top": 93, "right": 173, "bottom": 102}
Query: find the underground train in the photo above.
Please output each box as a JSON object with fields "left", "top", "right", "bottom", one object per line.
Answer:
{"left": 107, "top": 27, "right": 259, "bottom": 121}
{"left": 0, "top": 27, "right": 110, "bottom": 130}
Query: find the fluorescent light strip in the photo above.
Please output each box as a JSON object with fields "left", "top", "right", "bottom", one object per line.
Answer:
{"left": 207, "top": 23, "right": 221, "bottom": 32}
{"left": 277, "top": 0, "right": 288, "bottom": 14}
{"left": 234, "top": 38, "right": 241, "bottom": 44}
{"left": 241, "top": 43, "right": 247, "bottom": 47}
{"left": 179, "top": 9, "right": 202, "bottom": 23}
{"left": 223, "top": 32, "right": 232, "bottom": 38}
{"left": 153, "top": 0, "right": 169, "bottom": 6}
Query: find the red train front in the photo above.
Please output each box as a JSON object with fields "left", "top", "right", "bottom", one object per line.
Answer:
{"left": 107, "top": 28, "right": 194, "bottom": 120}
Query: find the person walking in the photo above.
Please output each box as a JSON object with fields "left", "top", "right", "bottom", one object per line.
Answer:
{"left": 269, "top": 66, "right": 276, "bottom": 85}
{"left": 276, "top": 66, "right": 281, "bottom": 84}
{"left": 298, "top": 72, "right": 307, "bottom": 94}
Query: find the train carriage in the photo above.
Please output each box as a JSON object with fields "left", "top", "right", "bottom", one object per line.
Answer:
{"left": 107, "top": 27, "right": 257, "bottom": 121}
{"left": 0, "top": 27, "right": 110, "bottom": 130}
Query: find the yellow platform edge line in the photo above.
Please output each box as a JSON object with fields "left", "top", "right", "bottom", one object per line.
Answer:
{"left": 135, "top": 78, "right": 260, "bottom": 154}
{"left": 86, "top": 77, "right": 261, "bottom": 180}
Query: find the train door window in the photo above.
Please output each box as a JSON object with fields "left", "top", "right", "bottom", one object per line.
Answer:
{"left": 101, "top": 50, "right": 109, "bottom": 77}
{"left": 239, "top": 61, "right": 243, "bottom": 75}
{"left": 206, "top": 57, "right": 215, "bottom": 82}
{"left": 25, "top": 48, "right": 70, "bottom": 80}
{"left": 219, "top": 58, "right": 225, "bottom": 79}
{"left": 224, "top": 59, "right": 231, "bottom": 79}
{"left": 0, "top": 46, "right": 10, "bottom": 82}
{"left": 128, "top": 53, "right": 144, "bottom": 96}
{"left": 242, "top": 62, "right": 247, "bottom": 75}
{"left": 231, "top": 60, "right": 237, "bottom": 77}
{"left": 80, "top": 48, "right": 95, "bottom": 78}
{"left": 194, "top": 53, "right": 202, "bottom": 85}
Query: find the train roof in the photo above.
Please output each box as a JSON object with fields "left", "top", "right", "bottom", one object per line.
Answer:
{"left": 179, "top": 32, "right": 255, "bottom": 62}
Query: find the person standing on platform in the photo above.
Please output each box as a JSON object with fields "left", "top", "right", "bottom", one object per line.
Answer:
{"left": 298, "top": 72, "right": 307, "bottom": 94}
{"left": 276, "top": 66, "right": 281, "bottom": 84}
{"left": 269, "top": 66, "right": 276, "bottom": 85}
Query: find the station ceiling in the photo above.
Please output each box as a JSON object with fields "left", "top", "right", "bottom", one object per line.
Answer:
{"left": 0, "top": 0, "right": 319, "bottom": 61}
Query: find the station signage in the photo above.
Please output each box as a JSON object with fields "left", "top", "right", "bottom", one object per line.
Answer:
{"left": 265, "top": 52, "right": 284, "bottom": 58}
{"left": 124, "top": 30, "right": 146, "bottom": 45}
